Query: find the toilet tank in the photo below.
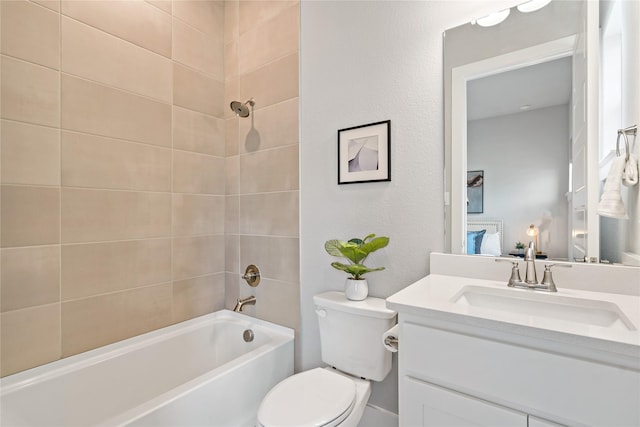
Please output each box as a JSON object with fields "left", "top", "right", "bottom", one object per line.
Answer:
{"left": 314, "top": 291, "right": 397, "bottom": 381}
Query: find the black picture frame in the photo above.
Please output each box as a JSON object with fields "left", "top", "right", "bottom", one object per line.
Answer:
{"left": 337, "top": 120, "right": 391, "bottom": 184}
{"left": 467, "top": 170, "right": 484, "bottom": 214}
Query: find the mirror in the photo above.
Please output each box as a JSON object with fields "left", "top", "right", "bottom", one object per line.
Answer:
{"left": 444, "top": 0, "right": 640, "bottom": 266}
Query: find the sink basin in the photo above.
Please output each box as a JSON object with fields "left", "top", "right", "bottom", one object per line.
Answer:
{"left": 452, "top": 285, "right": 636, "bottom": 331}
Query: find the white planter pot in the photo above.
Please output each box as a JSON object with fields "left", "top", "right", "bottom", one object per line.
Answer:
{"left": 345, "top": 278, "right": 368, "bottom": 301}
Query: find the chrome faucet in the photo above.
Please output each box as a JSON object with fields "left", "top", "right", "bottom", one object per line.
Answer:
{"left": 495, "top": 244, "right": 571, "bottom": 292}
{"left": 523, "top": 241, "right": 538, "bottom": 285}
{"left": 233, "top": 296, "right": 256, "bottom": 312}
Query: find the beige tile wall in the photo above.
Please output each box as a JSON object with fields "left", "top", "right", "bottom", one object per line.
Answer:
{"left": 0, "top": 0, "right": 228, "bottom": 376}
{"left": 0, "top": 0, "right": 300, "bottom": 377}
{"left": 224, "top": 0, "right": 301, "bottom": 364}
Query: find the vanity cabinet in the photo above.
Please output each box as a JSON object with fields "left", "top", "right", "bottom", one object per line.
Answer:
{"left": 403, "top": 376, "right": 527, "bottom": 426}
{"left": 403, "top": 376, "right": 564, "bottom": 427}
{"left": 398, "top": 316, "right": 639, "bottom": 427}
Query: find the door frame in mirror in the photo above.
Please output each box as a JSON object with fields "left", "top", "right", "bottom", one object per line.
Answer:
{"left": 448, "top": 36, "right": 577, "bottom": 255}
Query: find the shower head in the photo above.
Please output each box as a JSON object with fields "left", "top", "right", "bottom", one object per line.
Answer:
{"left": 230, "top": 98, "right": 255, "bottom": 118}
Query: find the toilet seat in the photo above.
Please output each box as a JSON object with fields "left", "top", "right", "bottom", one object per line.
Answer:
{"left": 257, "top": 368, "right": 357, "bottom": 427}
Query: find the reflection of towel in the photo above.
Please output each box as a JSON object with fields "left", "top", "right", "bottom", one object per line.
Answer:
{"left": 622, "top": 154, "right": 638, "bottom": 187}
{"left": 597, "top": 157, "right": 628, "bottom": 219}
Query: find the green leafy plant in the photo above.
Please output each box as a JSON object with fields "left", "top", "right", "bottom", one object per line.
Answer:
{"left": 324, "top": 234, "right": 390, "bottom": 280}
{"left": 515, "top": 241, "right": 525, "bottom": 250}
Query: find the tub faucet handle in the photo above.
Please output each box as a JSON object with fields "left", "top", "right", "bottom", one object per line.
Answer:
{"left": 242, "top": 265, "right": 261, "bottom": 287}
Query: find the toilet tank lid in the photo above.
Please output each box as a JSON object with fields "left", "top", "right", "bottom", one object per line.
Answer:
{"left": 314, "top": 291, "right": 396, "bottom": 319}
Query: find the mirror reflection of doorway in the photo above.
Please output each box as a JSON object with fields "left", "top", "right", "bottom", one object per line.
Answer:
{"left": 466, "top": 57, "right": 571, "bottom": 258}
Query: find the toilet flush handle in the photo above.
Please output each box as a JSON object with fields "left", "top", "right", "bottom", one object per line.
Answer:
{"left": 315, "top": 309, "right": 327, "bottom": 318}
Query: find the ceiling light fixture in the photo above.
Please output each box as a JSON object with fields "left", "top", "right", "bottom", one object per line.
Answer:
{"left": 517, "top": 0, "right": 552, "bottom": 13}
{"left": 475, "top": 8, "right": 511, "bottom": 27}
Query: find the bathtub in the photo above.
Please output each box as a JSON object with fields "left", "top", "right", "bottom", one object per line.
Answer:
{"left": 0, "top": 310, "right": 294, "bottom": 427}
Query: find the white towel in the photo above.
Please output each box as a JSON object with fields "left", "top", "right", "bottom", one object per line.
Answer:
{"left": 597, "top": 156, "right": 628, "bottom": 219}
{"left": 622, "top": 154, "right": 638, "bottom": 187}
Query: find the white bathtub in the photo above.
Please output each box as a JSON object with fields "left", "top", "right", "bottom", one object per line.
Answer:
{"left": 0, "top": 310, "right": 294, "bottom": 427}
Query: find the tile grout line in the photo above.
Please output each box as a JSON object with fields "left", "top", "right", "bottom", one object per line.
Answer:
{"left": 58, "top": 0, "right": 63, "bottom": 362}
{"left": 0, "top": 7, "right": 2, "bottom": 372}
{"left": 0, "top": 182, "right": 228, "bottom": 197}
{"left": 1, "top": 108, "right": 226, "bottom": 155}
{"left": 170, "top": 0, "right": 176, "bottom": 325}
{"left": 234, "top": 0, "right": 241, "bottom": 299}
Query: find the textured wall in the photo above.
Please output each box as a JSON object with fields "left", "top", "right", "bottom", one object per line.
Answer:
{"left": 622, "top": 0, "right": 640, "bottom": 259}
{"left": 300, "top": 0, "right": 523, "bottom": 413}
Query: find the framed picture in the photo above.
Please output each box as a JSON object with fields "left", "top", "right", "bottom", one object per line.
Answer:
{"left": 467, "top": 170, "right": 484, "bottom": 214}
{"left": 337, "top": 120, "right": 391, "bottom": 184}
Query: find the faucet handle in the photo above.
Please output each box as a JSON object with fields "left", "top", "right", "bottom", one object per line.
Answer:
{"left": 540, "top": 263, "right": 572, "bottom": 291}
{"left": 544, "top": 263, "right": 572, "bottom": 269}
{"left": 242, "top": 264, "right": 261, "bottom": 287}
{"left": 495, "top": 258, "right": 522, "bottom": 287}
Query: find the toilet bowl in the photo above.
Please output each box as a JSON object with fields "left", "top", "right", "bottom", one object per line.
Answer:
{"left": 256, "top": 367, "right": 370, "bottom": 427}
{"left": 256, "top": 292, "right": 396, "bottom": 427}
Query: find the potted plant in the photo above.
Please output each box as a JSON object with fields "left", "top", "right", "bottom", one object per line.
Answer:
{"left": 324, "top": 234, "right": 390, "bottom": 300}
{"left": 515, "top": 241, "right": 525, "bottom": 255}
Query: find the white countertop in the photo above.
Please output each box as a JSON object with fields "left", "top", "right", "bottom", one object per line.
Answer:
{"left": 386, "top": 274, "right": 640, "bottom": 369}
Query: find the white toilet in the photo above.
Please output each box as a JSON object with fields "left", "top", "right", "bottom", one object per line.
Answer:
{"left": 257, "top": 291, "right": 397, "bottom": 427}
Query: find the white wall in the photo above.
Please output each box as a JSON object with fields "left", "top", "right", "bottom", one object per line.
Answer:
{"left": 467, "top": 105, "right": 570, "bottom": 258}
{"left": 600, "top": 0, "right": 640, "bottom": 265}
{"left": 300, "top": 0, "right": 521, "bottom": 413}
{"left": 622, "top": 0, "right": 640, "bottom": 260}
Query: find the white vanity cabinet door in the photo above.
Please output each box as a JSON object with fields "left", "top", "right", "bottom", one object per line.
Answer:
{"left": 400, "top": 319, "right": 640, "bottom": 426}
{"left": 528, "top": 416, "right": 565, "bottom": 427}
{"left": 402, "top": 376, "right": 527, "bottom": 427}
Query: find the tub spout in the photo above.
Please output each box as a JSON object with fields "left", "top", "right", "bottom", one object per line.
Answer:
{"left": 234, "top": 296, "right": 256, "bottom": 312}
